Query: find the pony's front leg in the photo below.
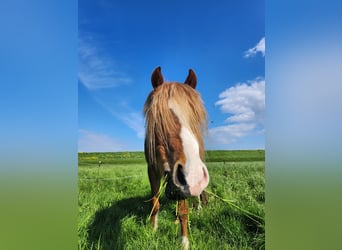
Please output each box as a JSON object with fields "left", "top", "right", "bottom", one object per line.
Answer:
{"left": 178, "top": 199, "right": 189, "bottom": 250}
{"left": 150, "top": 196, "right": 160, "bottom": 230}
{"left": 148, "top": 166, "right": 161, "bottom": 230}
{"left": 200, "top": 190, "right": 208, "bottom": 205}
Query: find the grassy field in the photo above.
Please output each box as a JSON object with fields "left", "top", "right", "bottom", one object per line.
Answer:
{"left": 78, "top": 151, "right": 265, "bottom": 249}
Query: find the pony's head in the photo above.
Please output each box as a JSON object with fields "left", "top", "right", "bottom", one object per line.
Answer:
{"left": 144, "top": 67, "right": 209, "bottom": 200}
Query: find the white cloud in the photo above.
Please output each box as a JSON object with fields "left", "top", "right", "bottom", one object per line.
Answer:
{"left": 78, "top": 36, "right": 132, "bottom": 90}
{"left": 78, "top": 129, "right": 126, "bottom": 152}
{"left": 215, "top": 78, "right": 265, "bottom": 125}
{"left": 209, "top": 78, "right": 265, "bottom": 146}
{"left": 244, "top": 37, "right": 265, "bottom": 58}
{"left": 92, "top": 96, "right": 145, "bottom": 139}
{"left": 209, "top": 123, "right": 256, "bottom": 144}
{"left": 118, "top": 112, "right": 145, "bottom": 139}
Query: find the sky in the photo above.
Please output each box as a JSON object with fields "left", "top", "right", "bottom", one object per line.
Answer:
{"left": 78, "top": 0, "right": 265, "bottom": 152}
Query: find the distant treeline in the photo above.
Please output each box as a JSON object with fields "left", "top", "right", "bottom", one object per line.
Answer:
{"left": 78, "top": 150, "right": 265, "bottom": 165}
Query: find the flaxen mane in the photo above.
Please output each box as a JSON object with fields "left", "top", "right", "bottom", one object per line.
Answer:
{"left": 143, "top": 83, "right": 207, "bottom": 167}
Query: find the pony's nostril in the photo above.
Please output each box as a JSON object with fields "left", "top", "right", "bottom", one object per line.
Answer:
{"left": 176, "top": 164, "right": 187, "bottom": 186}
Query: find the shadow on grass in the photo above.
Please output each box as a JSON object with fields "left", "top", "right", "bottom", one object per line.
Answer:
{"left": 87, "top": 195, "right": 151, "bottom": 250}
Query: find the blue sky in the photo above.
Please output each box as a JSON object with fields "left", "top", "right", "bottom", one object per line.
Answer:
{"left": 78, "top": 0, "right": 265, "bottom": 152}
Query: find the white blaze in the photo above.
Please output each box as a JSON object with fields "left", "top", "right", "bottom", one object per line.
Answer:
{"left": 169, "top": 99, "right": 209, "bottom": 196}
{"left": 181, "top": 126, "right": 203, "bottom": 184}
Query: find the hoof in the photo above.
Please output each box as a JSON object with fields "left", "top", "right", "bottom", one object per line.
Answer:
{"left": 181, "top": 236, "right": 189, "bottom": 250}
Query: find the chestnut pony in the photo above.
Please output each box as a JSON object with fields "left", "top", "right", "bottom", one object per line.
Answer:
{"left": 144, "top": 67, "right": 209, "bottom": 249}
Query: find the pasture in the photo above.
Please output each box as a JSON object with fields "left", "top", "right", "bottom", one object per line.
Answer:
{"left": 78, "top": 150, "right": 265, "bottom": 249}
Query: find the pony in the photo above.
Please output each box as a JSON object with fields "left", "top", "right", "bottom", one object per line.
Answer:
{"left": 143, "top": 66, "right": 209, "bottom": 249}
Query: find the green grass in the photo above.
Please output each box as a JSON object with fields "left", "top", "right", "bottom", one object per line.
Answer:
{"left": 78, "top": 151, "right": 265, "bottom": 249}
{"left": 78, "top": 151, "right": 146, "bottom": 165}
{"left": 205, "top": 150, "right": 265, "bottom": 162}
{"left": 78, "top": 150, "right": 265, "bottom": 165}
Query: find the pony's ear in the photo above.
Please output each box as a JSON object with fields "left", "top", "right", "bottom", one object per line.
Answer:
{"left": 184, "top": 69, "right": 197, "bottom": 89}
{"left": 151, "top": 66, "right": 164, "bottom": 89}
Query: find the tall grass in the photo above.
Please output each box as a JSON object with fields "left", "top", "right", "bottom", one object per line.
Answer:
{"left": 78, "top": 152, "right": 265, "bottom": 249}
